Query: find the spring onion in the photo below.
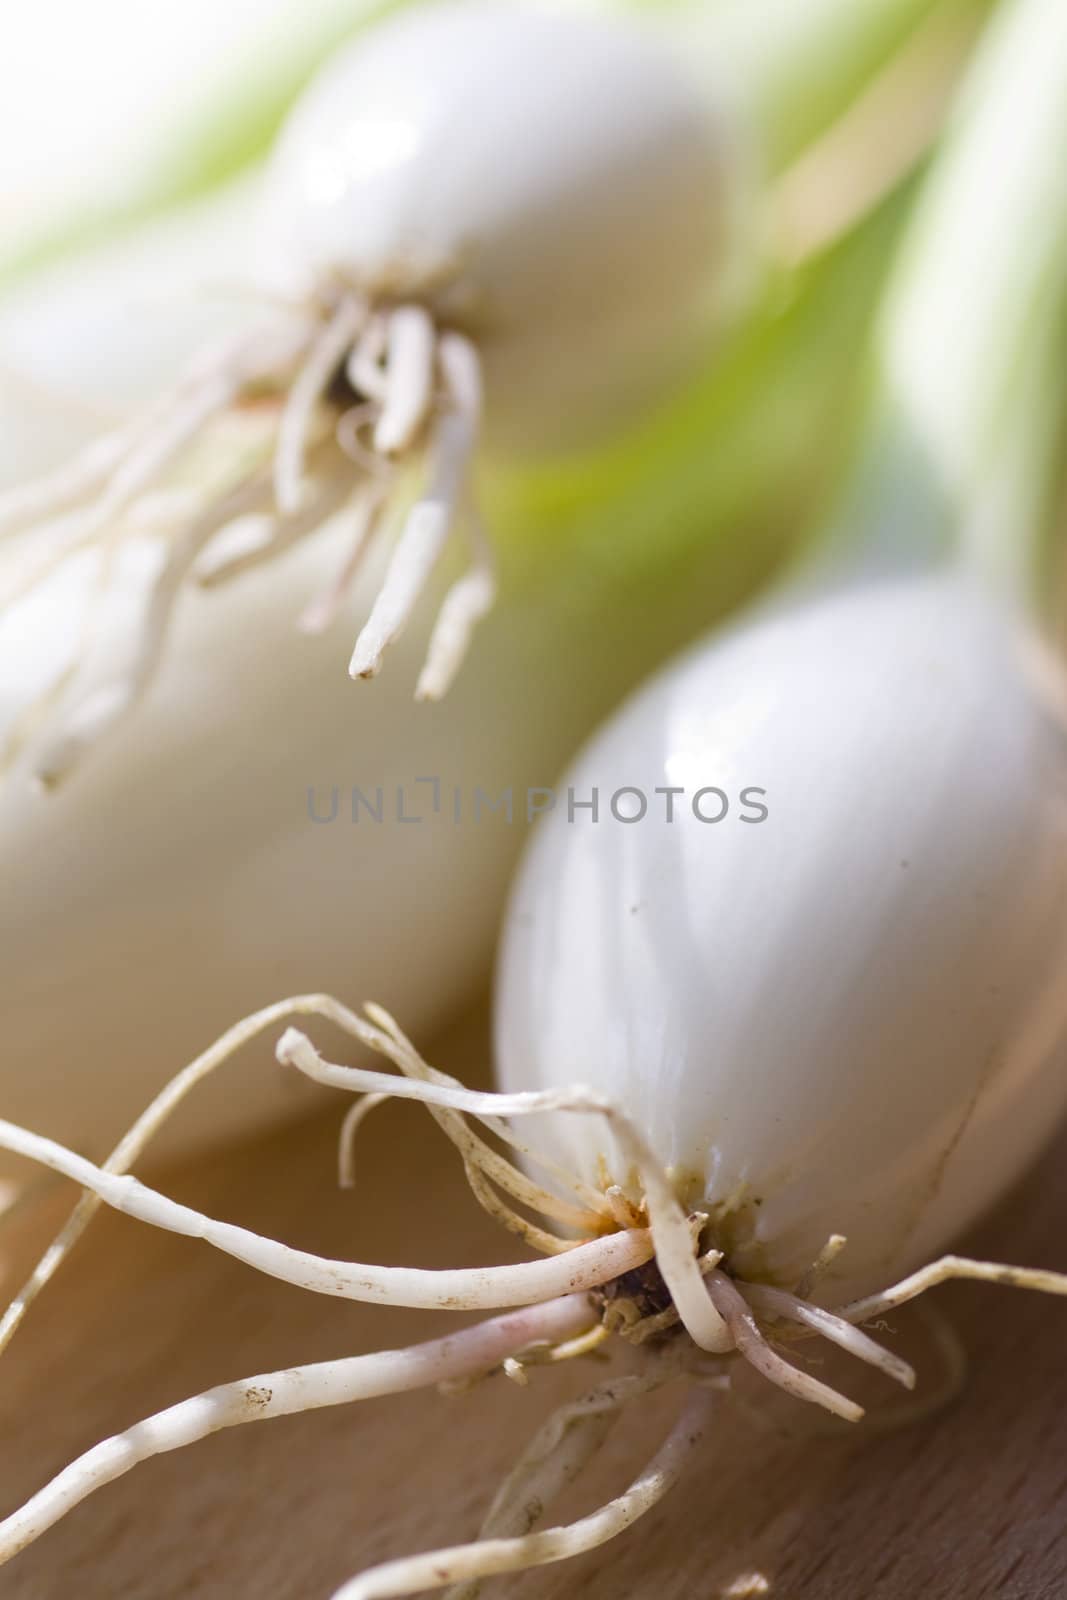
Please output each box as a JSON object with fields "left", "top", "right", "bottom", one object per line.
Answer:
{"left": 4, "top": 0, "right": 1060, "bottom": 1593}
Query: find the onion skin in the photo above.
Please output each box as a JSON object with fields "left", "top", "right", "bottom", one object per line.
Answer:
{"left": 495, "top": 571, "right": 1067, "bottom": 1300}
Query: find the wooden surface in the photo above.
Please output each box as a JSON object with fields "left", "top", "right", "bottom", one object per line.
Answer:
{"left": 1, "top": 1010, "right": 1066, "bottom": 1600}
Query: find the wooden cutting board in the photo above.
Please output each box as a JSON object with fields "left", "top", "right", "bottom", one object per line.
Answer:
{"left": 0, "top": 1007, "right": 1065, "bottom": 1599}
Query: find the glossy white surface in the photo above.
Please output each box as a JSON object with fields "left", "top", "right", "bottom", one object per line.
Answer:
{"left": 260, "top": 0, "right": 734, "bottom": 448}
{"left": 496, "top": 572, "right": 1067, "bottom": 1298}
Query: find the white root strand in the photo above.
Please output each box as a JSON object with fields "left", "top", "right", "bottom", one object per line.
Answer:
{"left": 276, "top": 1025, "right": 611, "bottom": 1123}
{"left": 346, "top": 315, "right": 389, "bottom": 403}
{"left": 88, "top": 370, "right": 239, "bottom": 540}
{"left": 835, "top": 1254, "right": 1067, "bottom": 1326}
{"left": 461, "top": 1160, "right": 576, "bottom": 1258}
{"left": 415, "top": 536, "right": 496, "bottom": 701}
{"left": 334, "top": 403, "right": 396, "bottom": 479}
{"left": 274, "top": 297, "right": 366, "bottom": 515}
{"left": 375, "top": 306, "right": 437, "bottom": 456}
{"left": 0, "top": 1297, "right": 593, "bottom": 1566}
{"left": 0, "top": 325, "right": 262, "bottom": 542}
{"left": 362, "top": 1002, "right": 609, "bottom": 1223}
{"left": 706, "top": 1271, "right": 864, "bottom": 1423}
{"left": 742, "top": 1282, "right": 916, "bottom": 1390}
{"left": 190, "top": 514, "right": 280, "bottom": 584}
{"left": 414, "top": 335, "right": 494, "bottom": 699}
{"left": 332, "top": 1386, "right": 716, "bottom": 1600}
{"left": 793, "top": 1233, "right": 848, "bottom": 1301}
{"left": 338, "top": 1095, "right": 390, "bottom": 1189}
{"left": 31, "top": 549, "right": 197, "bottom": 788}
{"left": 348, "top": 419, "right": 471, "bottom": 678}
{"left": 0, "top": 428, "right": 135, "bottom": 539}
{"left": 444, "top": 1374, "right": 662, "bottom": 1600}
{"left": 438, "top": 333, "right": 482, "bottom": 421}
{"left": 0, "top": 362, "right": 235, "bottom": 614}
{"left": 0, "top": 1115, "right": 652, "bottom": 1310}
{"left": 192, "top": 466, "right": 351, "bottom": 590}
{"left": 31, "top": 468, "right": 290, "bottom": 787}
{"left": 280, "top": 1024, "right": 605, "bottom": 1233}
{"left": 600, "top": 1120, "right": 730, "bottom": 1356}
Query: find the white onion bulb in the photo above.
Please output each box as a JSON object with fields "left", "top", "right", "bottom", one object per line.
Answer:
{"left": 259, "top": 0, "right": 737, "bottom": 452}
{"left": 0, "top": 0, "right": 738, "bottom": 752}
{"left": 496, "top": 570, "right": 1067, "bottom": 1299}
